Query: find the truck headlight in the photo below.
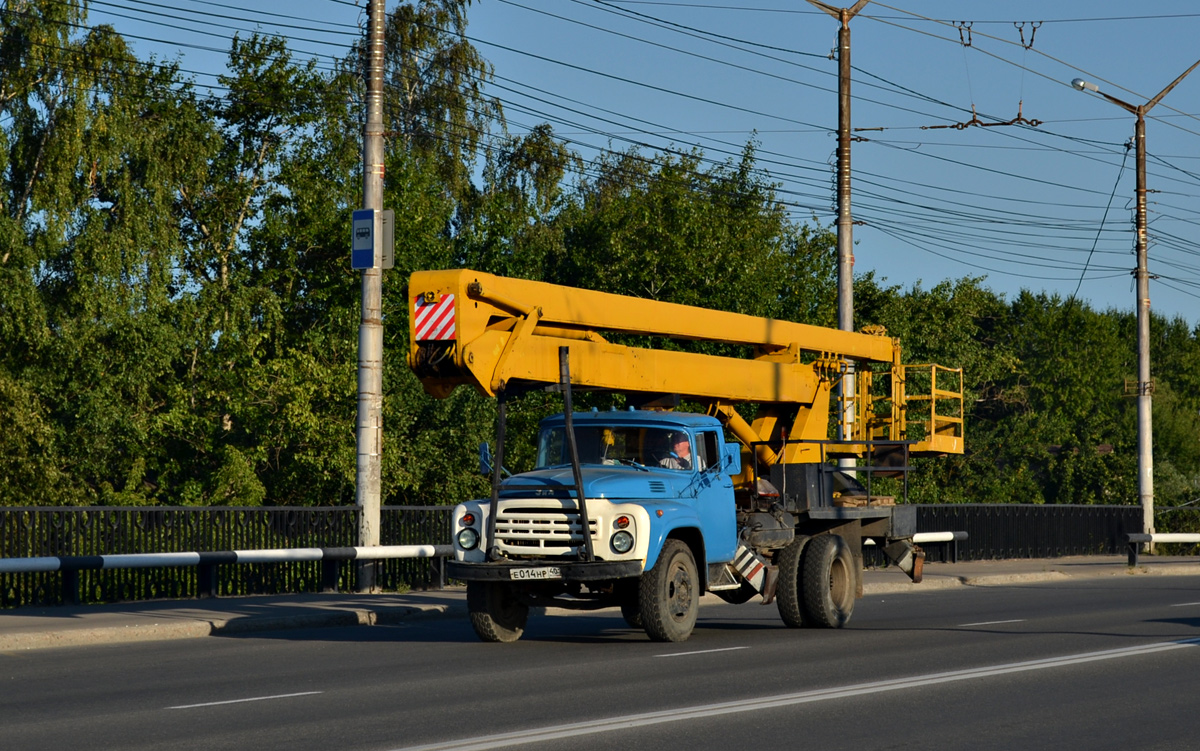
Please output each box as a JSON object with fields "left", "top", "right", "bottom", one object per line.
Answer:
{"left": 611, "top": 530, "right": 634, "bottom": 554}
{"left": 457, "top": 527, "right": 480, "bottom": 550}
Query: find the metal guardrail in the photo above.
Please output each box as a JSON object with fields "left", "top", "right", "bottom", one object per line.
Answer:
{"left": 0, "top": 504, "right": 1145, "bottom": 608}
{"left": 0, "top": 545, "right": 452, "bottom": 605}
{"left": 866, "top": 531, "right": 968, "bottom": 564}
{"left": 0, "top": 506, "right": 453, "bottom": 607}
{"left": 1125, "top": 533, "right": 1200, "bottom": 566}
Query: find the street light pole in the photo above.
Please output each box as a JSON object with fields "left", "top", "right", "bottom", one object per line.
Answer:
{"left": 356, "top": 0, "right": 386, "bottom": 590}
{"left": 1071, "top": 60, "right": 1200, "bottom": 548}
{"left": 807, "top": 0, "right": 870, "bottom": 457}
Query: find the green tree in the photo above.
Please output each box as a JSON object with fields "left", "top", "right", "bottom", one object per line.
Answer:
{"left": 234, "top": 56, "right": 365, "bottom": 507}
{"left": 1, "top": 2, "right": 208, "bottom": 505}
{"left": 1150, "top": 316, "right": 1200, "bottom": 514}
{"left": 856, "top": 275, "right": 1012, "bottom": 503}
{"left": 381, "top": 0, "right": 499, "bottom": 200}
{"left": 151, "top": 34, "right": 343, "bottom": 506}
{"left": 457, "top": 123, "right": 574, "bottom": 279}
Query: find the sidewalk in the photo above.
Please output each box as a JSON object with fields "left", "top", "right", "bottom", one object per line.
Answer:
{"left": 2, "top": 555, "right": 1197, "bottom": 651}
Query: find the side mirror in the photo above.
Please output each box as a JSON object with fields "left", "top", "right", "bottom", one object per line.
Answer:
{"left": 722, "top": 442, "right": 742, "bottom": 476}
{"left": 479, "top": 442, "right": 511, "bottom": 477}
{"left": 479, "top": 442, "right": 493, "bottom": 475}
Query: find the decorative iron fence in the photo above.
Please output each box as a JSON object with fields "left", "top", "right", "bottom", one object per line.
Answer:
{"left": 1, "top": 504, "right": 1143, "bottom": 608}
{"left": 916, "top": 504, "right": 1142, "bottom": 561}
{"left": 0, "top": 506, "right": 451, "bottom": 608}
{"left": 377, "top": 506, "right": 454, "bottom": 591}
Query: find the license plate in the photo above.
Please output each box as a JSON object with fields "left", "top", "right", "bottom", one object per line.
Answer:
{"left": 510, "top": 566, "right": 562, "bottom": 581}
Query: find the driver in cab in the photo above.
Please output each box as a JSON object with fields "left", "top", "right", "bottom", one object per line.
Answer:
{"left": 659, "top": 432, "right": 692, "bottom": 471}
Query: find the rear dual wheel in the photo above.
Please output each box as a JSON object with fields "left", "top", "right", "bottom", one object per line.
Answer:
{"left": 776, "top": 533, "right": 856, "bottom": 629}
{"left": 801, "top": 534, "right": 856, "bottom": 628}
{"left": 775, "top": 535, "right": 810, "bottom": 628}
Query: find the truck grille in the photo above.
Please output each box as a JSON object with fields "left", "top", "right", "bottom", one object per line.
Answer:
{"left": 495, "top": 502, "right": 599, "bottom": 555}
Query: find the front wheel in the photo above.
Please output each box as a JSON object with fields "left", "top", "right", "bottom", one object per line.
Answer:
{"left": 618, "top": 580, "right": 643, "bottom": 629}
{"left": 466, "top": 581, "right": 529, "bottom": 642}
{"left": 801, "top": 534, "right": 856, "bottom": 628}
{"left": 639, "top": 539, "right": 699, "bottom": 642}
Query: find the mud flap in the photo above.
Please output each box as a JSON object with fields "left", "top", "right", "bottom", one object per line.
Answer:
{"left": 881, "top": 540, "right": 925, "bottom": 583}
{"left": 732, "top": 545, "right": 779, "bottom": 604}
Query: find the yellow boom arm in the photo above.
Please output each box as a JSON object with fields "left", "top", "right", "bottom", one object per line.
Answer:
{"left": 407, "top": 269, "right": 963, "bottom": 459}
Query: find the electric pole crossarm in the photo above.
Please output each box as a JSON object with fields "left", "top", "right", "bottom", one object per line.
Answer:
{"left": 1146, "top": 58, "right": 1200, "bottom": 112}
{"left": 807, "top": 0, "right": 870, "bottom": 20}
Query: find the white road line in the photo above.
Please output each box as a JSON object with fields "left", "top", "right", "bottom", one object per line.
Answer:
{"left": 1170, "top": 602, "right": 1200, "bottom": 608}
{"left": 388, "top": 638, "right": 1200, "bottom": 751}
{"left": 168, "top": 691, "right": 323, "bottom": 710}
{"left": 655, "top": 646, "right": 749, "bottom": 658}
{"left": 959, "top": 619, "right": 1027, "bottom": 627}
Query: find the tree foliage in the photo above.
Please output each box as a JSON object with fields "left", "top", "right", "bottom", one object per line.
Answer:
{"left": 378, "top": 0, "right": 497, "bottom": 200}
{"left": 1, "top": 0, "right": 1198, "bottom": 516}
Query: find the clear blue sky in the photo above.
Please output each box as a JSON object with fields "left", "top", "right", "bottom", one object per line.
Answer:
{"left": 86, "top": 1, "right": 1200, "bottom": 327}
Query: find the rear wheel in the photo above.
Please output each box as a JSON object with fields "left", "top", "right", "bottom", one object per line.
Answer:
{"left": 800, "top": 534, "right": 855, "bottom": 628}
{"left": 639, "top": 539, "right": 699, "bottom": 642}
{"left": 466, "top": 581, "right": 529, "bottom": 642}
{"left": 774, "top": 535, "right": 810, "bottom": 628}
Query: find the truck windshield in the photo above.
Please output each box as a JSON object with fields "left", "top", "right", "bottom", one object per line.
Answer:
{"left": 536, "top": 426, "right": 692, "bottom": 471}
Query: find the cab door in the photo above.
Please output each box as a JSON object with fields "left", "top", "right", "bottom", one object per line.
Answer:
{"left": 694, "top": 429, "right": 737, "bottom": 563}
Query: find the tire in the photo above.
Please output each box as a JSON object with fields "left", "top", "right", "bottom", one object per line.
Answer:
{"left": 774, "top": 535, "right": 810, "bottom": 628}
{"left": 639, "top": 539, "right": 699, "bottom": 642}
{"left": 618, "top": 581, "right": 643, "bottom": 629}
{"left": 800, "top": 534, "right": 856, "bottom": 628}
{"left": 620, "top": 598, "right": 644, "bottom": 629}
{"left": 466, "top": 581, "right": 529, "bottom": 643}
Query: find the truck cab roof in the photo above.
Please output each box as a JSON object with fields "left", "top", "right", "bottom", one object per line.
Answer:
{"left": 538, "top": 409, "right": 722, "bottom": 432}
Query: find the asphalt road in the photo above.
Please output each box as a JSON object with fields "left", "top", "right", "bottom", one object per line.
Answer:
{"left": 5, "top": 575, "right": 1200, "bottom": 751}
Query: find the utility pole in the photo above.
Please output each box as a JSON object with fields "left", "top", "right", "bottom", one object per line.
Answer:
{"left": 807, "top": 0, "right": 870, "bottom": 457}
{"left": 1072, "top": 59, "right": 1200, "bottom": 551}
{"left": 356, "top": 0, "right": 386, "bottom": 591}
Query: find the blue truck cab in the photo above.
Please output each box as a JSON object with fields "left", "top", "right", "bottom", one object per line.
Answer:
{"left": 447, "top": 409, "right": 744, "bottom": 642}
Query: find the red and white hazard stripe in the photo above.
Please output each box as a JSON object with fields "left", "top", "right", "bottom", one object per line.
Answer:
{"left": 733, "top": 545, "right": 768, "bottom": 592}
{"left": 413, "top": 293, "right": 456, "bottom": 341}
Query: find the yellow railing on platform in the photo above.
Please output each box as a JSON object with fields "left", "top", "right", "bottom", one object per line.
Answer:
{"left": 903, "top": 364, "right": 964, "bottom": 455}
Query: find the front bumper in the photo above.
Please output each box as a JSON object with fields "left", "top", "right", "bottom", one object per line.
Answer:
{"left": 447, "top": 559, "right": 643, "bottom": 582}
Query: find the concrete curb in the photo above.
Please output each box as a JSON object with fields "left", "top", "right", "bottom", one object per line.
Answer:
{"left": 864, "top": 577, "right": 964, "bottom": 595}
{"left": 862, "top": 562, "right": 1200, "bottom": 596}
{"left": 862, "top": 570, "right": 1071, "bottom": 595}
{"left": 962, "top": 571, "right": 1071, "bottom": 586}
{"left": 1121, "top": 564, "right": 1200, "bottom": 578}
{"left": 0, "top": 604, "right": 459, "bottom": 652}
{"left": 862, "top": 567, "right": 1151, "bottom": 594}
{"left": 0, "top": 622, "right": 216, "bottom": 651}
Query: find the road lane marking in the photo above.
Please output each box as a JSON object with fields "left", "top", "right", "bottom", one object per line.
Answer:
{"left": 959, "top": 619, "right": 1027, "bottom": 627}
{"left": 388, "top": 638, "right": 1200, "bottom": 751}
{"left": 168, "top": 691, "right": 323, "bottom": 710}
{"left": 655, "top": 647, "right": 749, "bottom": 658}
{"left": 1170, "top": 602, "right": 1200, "bottom": 608}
